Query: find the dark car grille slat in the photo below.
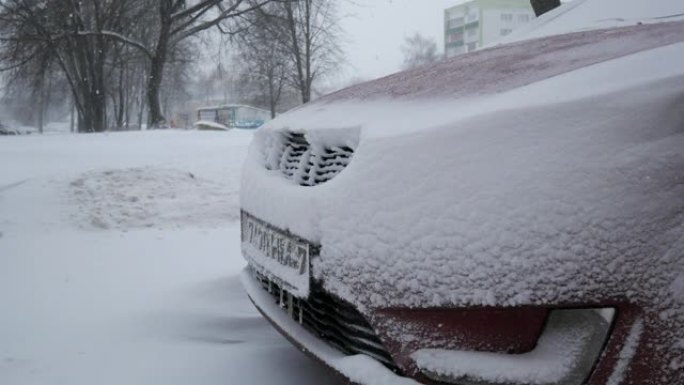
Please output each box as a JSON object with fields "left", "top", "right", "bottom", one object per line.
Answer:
{"left": 253, "top": 270, "right": 398, "bottom": 371}
{"left": 301, "top": 304, "right": 389, "bottom": 351}
{"left": 268, "top": 132, "right": 354, "bottom": 186}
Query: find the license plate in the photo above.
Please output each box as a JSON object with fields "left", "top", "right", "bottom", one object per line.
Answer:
{"left": 241, "top": 211, "right": 310, "bottom": 296}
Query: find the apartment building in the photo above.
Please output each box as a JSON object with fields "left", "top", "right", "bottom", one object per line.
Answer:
{"left": 445, "top": 0, "right": 536, "bottom": 57}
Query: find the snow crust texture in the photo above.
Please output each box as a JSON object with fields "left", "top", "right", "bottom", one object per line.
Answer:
{"left": 70, "top": 167, "right": 237, "bottom": 230}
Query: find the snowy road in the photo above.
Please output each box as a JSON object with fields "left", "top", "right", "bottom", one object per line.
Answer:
{"left": 0, "top": 131, "right": 343, "bottom": 385}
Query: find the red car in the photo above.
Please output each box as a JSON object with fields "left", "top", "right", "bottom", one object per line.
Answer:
{"left": 240, "top": 2, "right": 684, "bottom": 384}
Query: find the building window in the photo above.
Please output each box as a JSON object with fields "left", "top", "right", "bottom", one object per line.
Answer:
{"left": 518, "top": 14, "right": 530, "bottom": 23}
{"left": 467, "top": 13, "right": 477, "bottom": 22}
{"left": 447, "top": 32, "right": 463, "bottom": 43}
{"left": 501, "top": 13, "right": 513, "bottom": 22}
{"left": 448, "top": 17, "right": 464, "bottom": 29}
{"left": 467, "top": 28, "right": 477, "bottom": 37}
{"left": 500, "top": 28, "right": 513, "bottom": 36}
{"left": 467, "top": 42, "right": 477, "bottom": 52}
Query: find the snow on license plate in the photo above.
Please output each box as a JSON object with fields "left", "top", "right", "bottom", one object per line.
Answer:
{"left": 241, "top": 211, "right": 310, "bottom": 296}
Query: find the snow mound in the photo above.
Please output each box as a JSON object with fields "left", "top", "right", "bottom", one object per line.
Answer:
{"left": 70, "top": 167, "right": 237, "bottom": 230}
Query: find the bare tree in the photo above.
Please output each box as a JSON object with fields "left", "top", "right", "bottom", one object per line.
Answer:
{"left": 2, "top": 57, "right": 69, "bottom": 133}
{"left": 81, "top": 0, "right": 270, "bottom": 128}
{"left": 234, "top": 3, "right": 291, "bottom": 117}
{"left": 401, "top": 33, "right": 439, "bottom": 70}
{"left": 281, "top": 0, "right": 341, "bottom": 103}
{"left": 0, "top": 0, "right": 136, "bottom": 132}
{"left": 0, "top": 0, "right": 333, "bottom": 131}
{"left": 104, "top": 14, "right": 150, "bottom": 131}
{"left": 245, "top": 0, "right": 341, "bottom": 104}
{"left": 530, "top": 0, "right": 561, "bottom": 17}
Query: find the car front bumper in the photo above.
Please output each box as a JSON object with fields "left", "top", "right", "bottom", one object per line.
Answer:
{"left": 240, "top": 267, "right": 420, "bottom": 385}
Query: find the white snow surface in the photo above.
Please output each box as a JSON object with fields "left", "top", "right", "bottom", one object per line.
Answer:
{"left": 241, "top": 21, "right": 684, "bottom": 379}
{"left": 0, "top": 130, "right": 343, "bottom": 385}
{"left": 70, "top": 167, "right": 238, "bottom": 230}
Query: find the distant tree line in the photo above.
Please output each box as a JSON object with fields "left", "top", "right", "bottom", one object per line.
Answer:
{"left": 228, "top": 0, "right": 341, "bottom": 118}
{"left": 401, "top": 33, "right": 439, "bottom": 70}
{"left": 0, "top": 0, "right": 342, "bottom": 132}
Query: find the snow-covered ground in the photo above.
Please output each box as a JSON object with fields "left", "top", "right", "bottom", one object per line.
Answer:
{"left": 0, "top": 130, "right": 342, "bottom": 385}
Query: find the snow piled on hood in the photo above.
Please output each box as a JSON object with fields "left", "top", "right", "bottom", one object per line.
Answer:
{"left": 243, "top": 41, "right": 684, "bottom": 307}
{"left": 672, "top": 274, "right": 684, "bottom": 301}
{"left": 269, "top": 41, "right": 684, "bottom": 140}
{"left": 241, "top": 22, "right": 684, "bottom": 381}
{"left": 308, "top": 73, "right": 684, "bottom": 310}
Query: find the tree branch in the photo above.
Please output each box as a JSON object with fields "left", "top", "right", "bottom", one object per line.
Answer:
{"left": 171, "top": 0, "right": 271, "bottom": 42}
{"left": 77, "top": 30, "right": 153, "bottom": 59}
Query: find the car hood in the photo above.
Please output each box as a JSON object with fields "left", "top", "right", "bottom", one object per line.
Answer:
{"left": 242, "top": 21, "right": 684, "bottom": 327}
{"left": 263, "top": 21, "right": 684, "bottom": 139}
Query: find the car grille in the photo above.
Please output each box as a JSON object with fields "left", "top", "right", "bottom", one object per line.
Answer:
{"left": 268, "top": 132, "right": 355, "bottom": 186}
{"left": 253, "top": 269, "right": 399, "bottom": 371}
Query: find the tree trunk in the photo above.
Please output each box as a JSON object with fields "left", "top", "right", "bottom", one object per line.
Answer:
{"left": 137, "top": 84, "right": 145, "bottom": 130}
{"left": 530, "top": 0, "right": 561, "bottom": 17}
{"left": 90, "top": 84, "right": 107, "bottom": 132}
{"left": 77, "top": 100, "right": 92, "bottom": 133}
{"left": 83, "top": 33, "right": 108, "bottom": 133}
{"left": 37, "top": 85, "right": 44, "bottom": 134}
{"left": 90, "top": 91, "right": 107, "bottom": 132}
{"left": 75, "top": 77, "right": 106, "bottom": 133}
{"left": 147, "top": 55, "right": 165, "bottom": 128}
{"left": 268, "top": 77, "right": 277, "bottom": 119}
{"left": 303, "top": 0, "right": 312, "bottom": 103}
{"left": 147, "top": 17, "right": 171, "bottom": 129}
{"left": 70, "top": 98, "right": 75, "bottom": 133}
{"left": 124, "top": 63, "right": 131, "bottom": 130}
{"left": 114, "top": 62, "right": 125, "bottom": 129}
{"left": 284, "top": 2, "right": 308, "bottom": 104}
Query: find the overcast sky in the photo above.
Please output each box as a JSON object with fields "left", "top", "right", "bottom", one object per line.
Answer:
{"left": 337, "top": 0, "right": 466, "bottom": 82}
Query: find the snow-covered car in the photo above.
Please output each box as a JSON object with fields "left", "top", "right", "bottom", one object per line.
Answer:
{"left": 239, "top": 2, "right": 684, "bottom": 385}
{"left": 0, "top": 121, "right": 35, "bottom": 135}
{"left": 0, "top": 121, "right": 16, "bottom": 135}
